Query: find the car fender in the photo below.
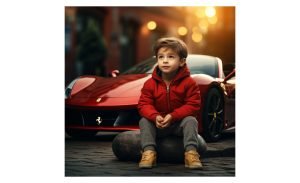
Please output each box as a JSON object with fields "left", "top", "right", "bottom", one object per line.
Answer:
{"left": 71, "top": 76, "right": 100, "bottom": 97}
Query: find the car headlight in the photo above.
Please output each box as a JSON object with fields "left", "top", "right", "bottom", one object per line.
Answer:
{"left": 65, "top": 79, "right": 78, "bottom": 99}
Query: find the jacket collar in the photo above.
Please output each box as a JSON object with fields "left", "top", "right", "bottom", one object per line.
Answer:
{"left": 152, "top": 64, "right": 190, "bottom": 83}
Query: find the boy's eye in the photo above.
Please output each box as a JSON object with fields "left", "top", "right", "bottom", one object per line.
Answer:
{"left": 158, "top": 55, "right": 176, "bottom": 60}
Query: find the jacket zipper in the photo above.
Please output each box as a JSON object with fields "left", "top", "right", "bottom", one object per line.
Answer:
{"left": 166, "top": 85, "right": 171, "bottom": 112}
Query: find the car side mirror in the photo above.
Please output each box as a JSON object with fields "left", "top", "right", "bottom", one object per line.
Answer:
{"left": 110, "top": 70, "right": 120, "bottom": 77}
{"left": 223, "top": 69, "right": 235, "bottom": 83}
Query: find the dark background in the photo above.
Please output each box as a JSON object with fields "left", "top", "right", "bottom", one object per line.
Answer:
{"left": 65, "top": 6, "right": 235, "bottom": 86}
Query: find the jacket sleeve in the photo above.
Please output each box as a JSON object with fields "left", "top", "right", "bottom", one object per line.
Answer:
{"left": 170, "top": 79, "right": 201, "bottom": 122}
{"left": 137, "top": 79, "right": 159, "bottom": 122}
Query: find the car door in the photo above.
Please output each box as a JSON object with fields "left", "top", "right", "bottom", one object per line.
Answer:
{"left": 223, "top": 70, "right": 235, "bottom": 129}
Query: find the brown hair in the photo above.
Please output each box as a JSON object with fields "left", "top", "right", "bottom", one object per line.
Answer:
{"left": 153, "top": 37, "right": 188, "bottom": 59}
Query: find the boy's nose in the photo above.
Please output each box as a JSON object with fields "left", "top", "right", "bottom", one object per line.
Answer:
{"left": 162, "top": 57, "right": 168, "bottom": 63}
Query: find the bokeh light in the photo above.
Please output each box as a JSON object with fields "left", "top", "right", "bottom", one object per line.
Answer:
{"left": 147, "top": 21, "right": 157, "bottom": 30}
{"left": 195, "top": 8, "right": 205, "bottom": 18}
{"left": 199, "top": 19, "right": 209, "bottom": 29}
{"left": 177, "top": 26, "right": 188, "bottom": 36}
{"left": 208, "top": 16, "right": 218, "bottom": 24}
{"left": 205, "top": 7, "right": 216, "bottom": 17}
{"left": 192, "top": 32, "right": 203, "bottom": 43}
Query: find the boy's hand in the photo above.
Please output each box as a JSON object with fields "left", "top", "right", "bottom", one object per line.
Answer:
{"left": 160, "top": 114, "right": 172, "bottom": 128}
{"left": 155, "top": 115, "right": 164, "bottom": 129}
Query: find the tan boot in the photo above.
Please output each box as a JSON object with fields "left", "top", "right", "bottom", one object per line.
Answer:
{"left": 185, "top": 150, "right": 203, "bottom": 169}
{"left": 139, "top": 150, "right": 157, "bottom": 169}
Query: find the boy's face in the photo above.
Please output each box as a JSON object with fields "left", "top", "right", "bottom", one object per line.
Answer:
{"left": 157, "top": 47, "right": 185, "bottom": 75}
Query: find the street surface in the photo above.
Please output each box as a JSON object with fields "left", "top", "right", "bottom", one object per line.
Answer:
{"left": 65, "top": 131, "right": 235, "bottom": 176}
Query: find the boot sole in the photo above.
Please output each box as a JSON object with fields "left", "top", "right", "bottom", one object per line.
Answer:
{"left": 185, "top": 164, "right": 203, "bottom": 170}
{"left": 139, "top": 163, "right": 157, "bottom": 169}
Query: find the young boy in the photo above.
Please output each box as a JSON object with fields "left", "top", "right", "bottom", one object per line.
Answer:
{"left": 137, "top": 37, "right": 202, "bottom": 169}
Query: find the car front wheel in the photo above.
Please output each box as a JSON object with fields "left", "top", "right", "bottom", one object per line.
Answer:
{"left": 202, "top": 88, "right": 224, "bottom": 142}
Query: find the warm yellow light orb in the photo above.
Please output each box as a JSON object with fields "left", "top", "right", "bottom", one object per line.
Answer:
{"left": 205, "top": 7, "right": 216, "bottom": 17}
{"left": 192, "top": 33, "right": 203, "bottom": 43}
{"left": 195, "top": 8, "right": 205, "bottom": 18}
{"left": 208, "top": 16, "right": 218, "bottom": 24}
{"left": 200, "top": 26, "right": 208, "bottom": 34}
{"left": 147, "top": 21, "right": 157, "bottom": 30}
{"left": 199, "top": 20, "right": 209, "bottom": 29}
{"left": 177, "top": 26, "right": 188, "bottom": 36}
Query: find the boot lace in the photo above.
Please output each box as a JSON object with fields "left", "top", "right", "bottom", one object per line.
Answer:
{"left": 188, "top": 152, "right": 200, "bottom": 162}
{"left": 141, "top": 153, "right": 151, "bottom": 161}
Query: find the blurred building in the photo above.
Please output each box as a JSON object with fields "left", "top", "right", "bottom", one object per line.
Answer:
{"left": 65, "top": 7, "right": 235, "bottom": 85}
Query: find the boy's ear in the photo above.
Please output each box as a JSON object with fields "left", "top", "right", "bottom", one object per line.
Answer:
{"left": 179, "top": 58, "right": 186, "bottom": 67}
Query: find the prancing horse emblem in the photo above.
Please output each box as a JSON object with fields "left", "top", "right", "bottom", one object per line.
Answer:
{"left": 96, "top": 116, "right": 102, "bottom": 125}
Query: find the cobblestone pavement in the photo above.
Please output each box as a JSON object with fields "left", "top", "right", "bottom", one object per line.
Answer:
{"left": 65, "top": 131, "right": 235, "bottom": 176}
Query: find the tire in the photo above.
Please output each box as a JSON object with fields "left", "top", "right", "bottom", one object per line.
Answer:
{"left": 202, "top": 88, "right": 224, "bottom": 142}
{"left": 66, "top": 129, "right": 98, "bottom": 139}
{"left": 112, "top": 130, "right": 207, "bottom": 163}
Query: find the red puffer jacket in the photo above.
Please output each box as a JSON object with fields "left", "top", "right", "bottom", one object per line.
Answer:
{"left": 137, "top": 65, "right": 201, "bottom": 123}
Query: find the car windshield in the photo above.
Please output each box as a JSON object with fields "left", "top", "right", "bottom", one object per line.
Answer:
{"left": 122, "top": 57, "right": 157, "bottom": 74}
{"left": 122, "top": 55, "right": 219, "bottom": 78}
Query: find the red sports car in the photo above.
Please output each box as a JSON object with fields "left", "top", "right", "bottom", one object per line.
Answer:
{"left": 65, "top": 54, "right": 235, "bottom": 142}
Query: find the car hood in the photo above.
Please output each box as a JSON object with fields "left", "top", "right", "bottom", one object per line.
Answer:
{"left": 66, "top": 74, "right": 151, "bottom": 107}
